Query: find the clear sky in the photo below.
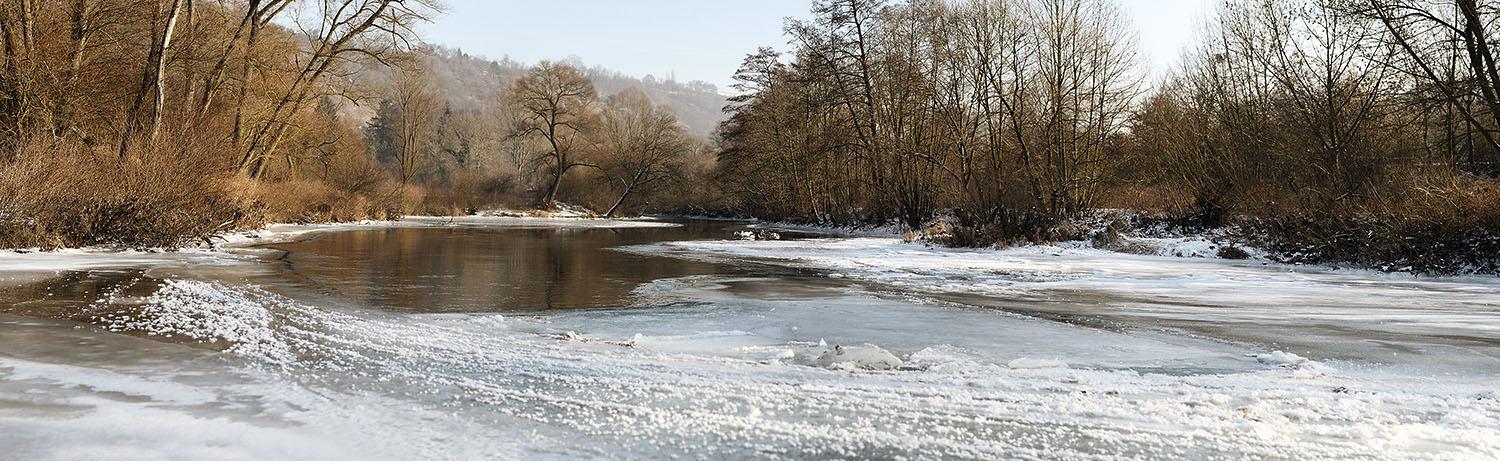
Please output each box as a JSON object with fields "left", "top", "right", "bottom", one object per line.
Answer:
{"left": 419, "top": 0, "right": 1215, "bottom": 92}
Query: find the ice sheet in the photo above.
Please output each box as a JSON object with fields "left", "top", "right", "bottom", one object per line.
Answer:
{"left": 3, "top": 276, "right": 1496, "bottom": 459}
{"left": 630, "top": 237, "right": 1500, "bottom": 372}
{"left": 4, "top": 229, "right": 1499, "bottom": 459}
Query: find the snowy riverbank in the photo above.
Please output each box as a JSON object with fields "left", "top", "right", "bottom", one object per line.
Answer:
{"left": 0, "top": 215, "right": 681, "bottom": 292}
{"left": 629, "top": 235, "right": 1500, "bottom": 373}
{"left": 1, "top": 217, "right": 1497, "bottom": 458}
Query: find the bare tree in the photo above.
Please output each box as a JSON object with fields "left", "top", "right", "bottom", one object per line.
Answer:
{"left": 389, "top": 61, "right": 441, "bottom": 184}
{"left": 118, "top": 0, "right": 185, "bottom": 160}
{"left": 198, "top": 0, "right": 293, "bottom": 119}
{"left": 720, "top": 0, "right": 1143, "bottom": 231}
{"left": 1367, "top": 0, "right": 1500, "bottom": 158}
{"left": 239, "top": 0, "right": 440, "bottom": 178}
{"left": 1023, "top": 0, "right": 1144, "bottom": 214}
{"left": 598, "top": 88, "right": 692, "bottom": 217}
{"left": 436, "top": 104, "right": 479, "bottom": 169}
{"left": 951, "top": 0, "right": 1032, "bottom": 219}
{"left": 0, "top": 0, "right": 39, "bottom": 151}
{"left": 508, "top": 61, "right": 601, "bottom": 208}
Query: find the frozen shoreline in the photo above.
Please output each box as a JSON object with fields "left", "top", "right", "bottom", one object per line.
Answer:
{"left": 6, "top": 212, "right": 1499, "bottom": 370}
{"left": 0, "top": 215, "right": 682, "bottom": 286}
{"left": 6, "top": 272, "right": 1499, "bottom": 459}
{"left": 6, "top": 209, "right": 1488, "bottom": 283}
{"left": 627, "top": 236, "right": 1500, "bottom": 374}
{"left": 1, "top": 216, "right": 1498, "bottom": 458}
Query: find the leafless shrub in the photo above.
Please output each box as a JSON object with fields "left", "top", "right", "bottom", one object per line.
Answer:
{"left": 0, "top": 141, "right": 255, "bottom": 249}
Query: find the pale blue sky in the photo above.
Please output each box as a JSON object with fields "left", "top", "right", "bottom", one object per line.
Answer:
{"left": 419, "top": 1, "right": 1213, "bottom": 92}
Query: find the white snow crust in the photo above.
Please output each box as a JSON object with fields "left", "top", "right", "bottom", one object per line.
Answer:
{"left": 2, "top": 274, "right": 1495, "bottom": 459}
{"left": 3, "top": 228, "right": 1499, "bottom": 459}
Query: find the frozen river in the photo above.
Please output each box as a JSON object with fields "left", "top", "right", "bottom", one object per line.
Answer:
{"left": 1, "top": 218, "right": 1497, "bottom": 459}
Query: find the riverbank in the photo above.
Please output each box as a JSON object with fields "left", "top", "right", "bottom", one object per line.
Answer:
{"left": 3, "top": 218, "right": 1497, "bottom": 458}
{"left": 6, "top": 207, "right": 1493, "bottom": 292}
{"left": 0, "top": 215, "right": 682, "bottom": 291}
{"left": 740, "top": 208, "right": 1500, "bottom": 277}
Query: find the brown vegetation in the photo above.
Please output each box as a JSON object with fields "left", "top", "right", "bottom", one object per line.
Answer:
{"left": 0, "top": 0, "right": 444, "bottom": 249}
{"left": 5, "top": 0, "right": 1498, "bottom": 274}
{"left": 595, "top": 88, "right": 698, "bottom": 217}
{"left": 0, "top": 1, "right": 716, "bottom": 250}
{"left": 715, "top": 0, "right": 1500, "bottom": 273}
{"left": 719, "top": 0, "right": 1145, "bottom": 229}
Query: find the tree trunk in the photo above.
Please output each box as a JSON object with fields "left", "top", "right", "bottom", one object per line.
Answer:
{"left": 200, "top": 0, "right": 261, "bottom": 117}
{"left": 543, "top": 167, "right": 567, "bottom": 209}
{"left": 17, "top": 0, "right": 32, "bottom": 55}
{"left": 1459, "top": 0, "right": 1500, "bottom": 138}
{"left": 148, "top": 0, "right": 184, "bottom": 146}
{"left": 231, "top": 14, "right": 263, "bottom": 151}
{"left": 67, "top": 0, "right": 90, "bottom": 75}
{"left": 180, "top": 0, "right": 195, "bottom": 109}
{"left": 119, "top": 0, "right": 184, "bottom": 160}
{"left": 0, "top": 11, "right": 12, "bottom": 66}
{"left": 604, "top": 181, "right": 638, "bottom": 218}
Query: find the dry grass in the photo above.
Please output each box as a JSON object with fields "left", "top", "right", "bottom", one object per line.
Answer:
{"left": 240, "top": 179, "right": 412, "bottom": 224}
{"left": 0, "top": 146, "right": 256, "bottom": 249}
{"left": 0, "top": 139, "right": 451, "bottom": 250}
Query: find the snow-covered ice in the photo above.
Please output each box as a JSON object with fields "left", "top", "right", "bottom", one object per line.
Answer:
{"left": 630, "top": 237, "right": 1500, "bottom": 373}
{"left": 1, "top": 277, "right": 1494, "bottom": 458}
{"left": 2, "top": 227, "right": 1498, "bottom": 459}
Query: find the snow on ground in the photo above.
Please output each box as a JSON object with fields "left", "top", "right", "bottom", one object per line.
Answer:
{"left": 0, "top": 221, "right": 411, "bottom": 285}
{"left": 629, "top": 237, "right": 1500, "bottom": 372}
{"left": 5, "top": 219, "right": 1500, "bottom": 458}
{"left": 631, "top": 237, "right": 1500, "bottom": 308}
{"left": 404, "top": 215, "right": 680, "bottom": 230}
{"left": 1089, "top": 233, "right": 1265, "bottom": 259}
{"left": 749, "top": 221, "right": 904, "bottom": 238}
{"left": 479, "top": 202, "right": 603, "bottom": 218}
{"left": 5, "top": 277, "right": 1498, "bottom": 459}
{"left": 215, "top": 215, "right": 678, "bottom": 249}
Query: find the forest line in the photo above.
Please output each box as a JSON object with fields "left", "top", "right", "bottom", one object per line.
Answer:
{"left": 716, "top": 0, "right": 1500, "bottom": 273}
{"left": 0, "top": 0, "right": 715, "bottom": 250}
{"left": 0, "top": 0, "right": 1497, "bottom": 273}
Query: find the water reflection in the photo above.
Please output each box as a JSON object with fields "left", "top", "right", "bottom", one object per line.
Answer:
{"left": 258, "top": 223, "right": 751, "bottom": 312}
{"left": 0, "top": 270, "right": 160, "bottom": 324}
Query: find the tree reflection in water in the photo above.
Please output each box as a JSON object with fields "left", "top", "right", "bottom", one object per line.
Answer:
{"left": 261, "top": 223, "right": 745, "bottom": 312}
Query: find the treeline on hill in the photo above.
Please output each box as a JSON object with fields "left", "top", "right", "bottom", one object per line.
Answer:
{"left": 361, "top": 47, "right": 721, "bottom": 217}
{"left": 716, "top": 0, "right": 1500, "bottom": 273}
{"left": 0, "top": 0, "right": 720, "bottom": 250}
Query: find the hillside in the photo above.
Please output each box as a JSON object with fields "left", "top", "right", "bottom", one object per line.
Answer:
{"left": 420, "top": 46, "right": 729, "bottom": 138}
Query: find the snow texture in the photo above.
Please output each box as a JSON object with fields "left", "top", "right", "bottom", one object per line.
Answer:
{"left": 2, "top": 273, "right": 1496, "bottom": 459}
{"left": 3, "top": 229, "right": 1499, "bottom": 459}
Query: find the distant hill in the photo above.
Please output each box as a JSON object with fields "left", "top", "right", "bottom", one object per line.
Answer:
{"left": 419, "top": 46, "right": 729, "bottom": 138}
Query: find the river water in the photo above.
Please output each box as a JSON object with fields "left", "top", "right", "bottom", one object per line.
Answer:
{"left": 1, "top": 218, "right": 1497, "bottom": 459}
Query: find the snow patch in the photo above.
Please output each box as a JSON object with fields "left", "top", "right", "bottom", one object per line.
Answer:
{"left": 1007, "top": 357, "right": 1070, "bottom": 370}
{"left": 1253, "top": 351, "right": 1331, "bottom": 378}
{"left": 95, "top": 279, "right": 296, "bottom": 362}
{"left": 814, "top": 343, "right": 904, "bottom": 371}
